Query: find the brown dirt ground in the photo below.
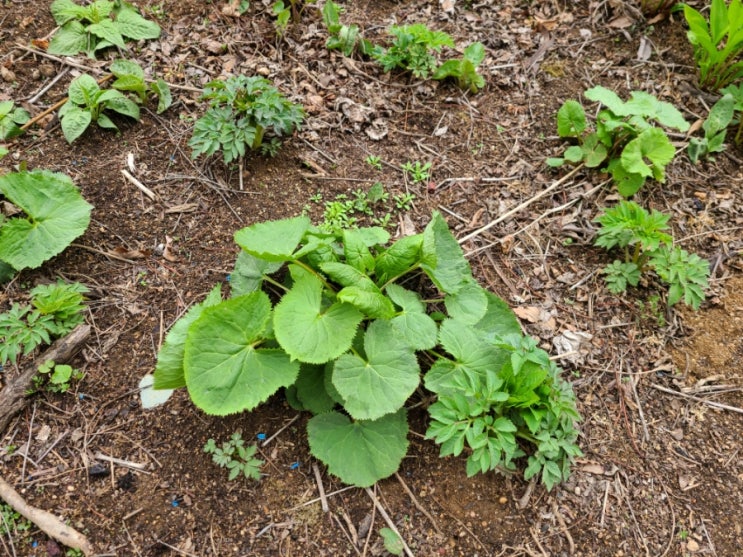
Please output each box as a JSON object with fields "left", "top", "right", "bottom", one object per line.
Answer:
{"left": 1, "top": 0, "right": 743, "bottom": 556}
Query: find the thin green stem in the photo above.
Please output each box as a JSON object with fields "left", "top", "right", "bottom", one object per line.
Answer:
{"left": 262, "top": 274, "right": 288, "bottom": 292}
{"left": 291, "top": 259, "right": 337, "bottom": 293}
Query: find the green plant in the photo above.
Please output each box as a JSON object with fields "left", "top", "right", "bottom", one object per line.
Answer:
{"left": 0, "top": 502, "right": 31, "bottom": 538}
{"left": 0, "top": 282, "right": 87, "bottom": 365}
{"left": 547, "top": 86, "right": 690, "bottom": 197}
{"left": 48, "top": 0, "right": 161, "bottom": 58}
{"left": 33, "top": 359, "right": 84, "bottom": 393}
{"left": 393, "top": 192, "right": 415, "bottom": 211}
{"left": 272, "top": 0, "right": 316, "bottom": 36}
{"left": 365, "top": 155, "right": 382, "bottom": 170}
{"left": 433, "top": 42, "right": 486, "bottom": 93}
{"left": 109, "top": 59, "right": 172, "bottom": 114}
{"left": 59, "top": 74, "right": 141, "bottom": 143}
{"left": 188, "top": 75, "right": 304, "bottom": 164}
{"left": 0, "top": 170, "right": 92, "bottom": 273}
{"left": 203, "top": 433, "right": 263, "bottom": 480}
{"left": 402, "top": 160, "right": 431, "bottom": 183}
{"left": 594, "top": 201, "right": 709, "bottom": 309}
{"left": 149, "top": 212, "right": 582, "bottom": 489}
{"left": 720, "top": 82, "right": 743, "bottom": 144}
{"left": 373, "top": 24, "right": 454, "bottom": 79}
{"left": 684, "top": 0, "right": 743, "bottom": 90}
{"left": 305, "top": 182, "right": 396, "bottom": 234}
{"left": 322, "top": 0, "right": 376, "bottom": 56}
{"left": 379, "top": 528, "right": 404, "bottom": 555}
{"left": 0, "top": 101, "right": 29, "bottom": 141}
{"left": 687, "top": 93, "right": 735, "bottom": 163}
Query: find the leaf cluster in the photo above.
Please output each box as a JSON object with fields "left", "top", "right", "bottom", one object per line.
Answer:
{"left": 272, "top": 0, "right": 316, "bottom": 36}
{"left": 189, "top": 75, "right": 305, "bottom": 164}
{"left": 684, "top": 0, "right": 743, "bottom": 91}
{"left": 689, "top": 84, "right": 743, "bottom": 162}
{"left": 33, "top": 359, "right": 84, "bottom": 393}
{"left": 203, "top": 432, "right": 264, "bottom": 481}
{"left": 110, "top": 59, "right": 172, "bottom": 114}
{"left": 49, "top": 0, "right": 161, "bottom": 58}
{"left": 548, "top": 86, "right": 690, "bottom": 197}
{"left": 0, "top": 170, "right": 92, "bottom": 275}
{"left": 0, "top": 101, "right": 29, "bottom": 141}
{"left": 372, "top": 24, "right": 455, "bottom": 79}
{"left": 152, "top": 212, "right": 582, "bottom": 489}
{"left": 432, "top": 42, "right": 487, "bottom": 93}
{"left": 0, "top": 282, "right": 87, "bottom": 366}
{"left": 594, "top": 201, "right": 709, "bottom": 308}
{"left": 322, "top": 0, "right": 376, "bottom": 56}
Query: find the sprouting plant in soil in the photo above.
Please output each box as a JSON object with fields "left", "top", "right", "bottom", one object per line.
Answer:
{"left": 402, "top": 160, "right": 431, "bottom": 183}
{"left": 433, "top": 42, "right": 487, "bottom": 93}
{"left": 109, "top": 59, "right": 172, "bottom": 114}
{"left": 0, "top": 101, "right": 29, "bottom": 141}
{"left": 372, "top": 24, "right": 454, "bottom": 79}
{"left": 203, "top": 432, "right": 264, "bottom": 481}
{"left": 146, "top": 212, "right": 582, "bottom": 490}
{"left": 687, "top": 92, "right": 736, "bottom": 164}
{"left": 32, "top": 359, "right": 84, "bottom": 393}
{"left": 594, "top": 200, "right": 710, "bottom": 309}
{"left": 547, "top": 86, "right": 690, "bottom": 197}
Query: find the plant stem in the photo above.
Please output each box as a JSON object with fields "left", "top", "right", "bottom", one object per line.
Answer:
{"left": 291, "top": 259, "right": 337, "bottom": 293}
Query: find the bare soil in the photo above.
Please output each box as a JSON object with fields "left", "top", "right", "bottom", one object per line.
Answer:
{"left": 1, "top": 1, "right": 742, "bottom": 556}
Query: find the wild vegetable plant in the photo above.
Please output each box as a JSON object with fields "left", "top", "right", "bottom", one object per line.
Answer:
{"left": 272, "top": 0, "right": 316, "bottom": 36}
{"left": 720, "top": 83, "right": 743, "bottom": 144}
{"left": 687, "top": 93, "right": 736, "bottom": 163}
{"left": 373, "top": 24, "right": 455, "bottom": 79}
{"left": 548, "top": 86, "right": 689, "bottom": 197}
{"left": 203, "top": 432, "right": 264, "bottom": 481}
{"left": 433, "top": 42, "right": 486, "bottom": 93}
{"left": 33, "top": 359, "right": 84, "bottom": 393}
{"left": 594, "top": 201, "right": 709, "bottom": 309}
{"left": 48, "top": 0, "right": 161, "bottom": 58}
{"left": 322, "top": 0, "right": 376, "bottom": 56}
{"left": 0, "top": 282, "right": 87, "bottom": 365}
{"left": 683, "top": 0, "right": 743, "bottom": 90}
{"left": 59, "top": 74, "right": 141, "bottom": 143}
{"left": 188, "top": 75, "right": 304, "bottom": 164}
{"left": 0, "top": 101, "right": 29, "bottom": 141}
{"left": 150, "top": 212, "right": 582, "bottom": 489}
{"left": 0, "top": 170, "right": 92, "bottom": 274}
{"left": 109, "top": 59, "right": 172, "bottom": 114}
{"left": 402, "top": 160, "right": 431, "bottom": 183}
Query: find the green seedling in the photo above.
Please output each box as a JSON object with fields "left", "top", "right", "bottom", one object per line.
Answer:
{"left": 688, "top": 93, "right": 735, "bottom": 163}
{"left": 272, "top": 0, "right": 316, "bottom": 36}
{"left": 322, "top": 0, "right": 376, "bottom": 56}
{"left": 393, "top": 193, "right": 415, "bottom": 211}
{"left": 594, "top": 201, "right": 709, "bottom": 309}
{"left": 373, "top": 24, "right": 455, "bottom": 78}
{"left": 0, "top": 281, "right": 87, "bottom": 366}
{"left": 684, "top": 0, "right": 743, "bottom": 90}
{"left": 433, "top": 42, "right": 486, "bottom": 93}
{"left": 365, "top": 155, "right": 382, "bottom": 170}
{"left": 59, "top": 74, "right": 141, "bottom": 143}
{"left": 306, "top": 183, "right": 392, "bottom": 235}
{"left": 33, "top": 359, "right": 84, "bottom": 393}
{"left": 0, "top": 101, "right": 29, "bottom": 141}
{"left": 109, "top": 59, "right": 172, "bottom": 114}
{"left": 203, "top": 432, "right": 263, "bottom": 481}
{"left": 402, "top": 160, "right": 431, "bottom": 183}
{"left": 0, "top": 170, "right": 92, "bottom": 275}
{"left": 149, "top": 212, "right": 582, "bottom": 490}
{"left": 720, "top": 83, "right": 743, "bottom": 145}
{"left": 48, "top": 0, "right": 161, "bottom": 58}
{"left": 379, "top": 528, "right": 404, "bottom": 556}
{"left": 548, "top": 86, "right": 689, "bottom": 197}
{"left": 0, "top": 502, "right": 31, "bottom": 538}
{"left": 189, "top": 75, "right": 304, "bottom": 164}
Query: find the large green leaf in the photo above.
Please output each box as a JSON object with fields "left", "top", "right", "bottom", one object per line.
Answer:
{"left": 386, "top": 284, "right": 438, "bottom": 350}
{"left": 0, "top": 170, "right": 92, "bottom": 270}
{"left": 444, "top": 282, "right": 487, "bottom": 324}
{"left": 421, "top": 212, "right": 472, "bottom": 294}
{"left": 332, "top": 319, "right": 420, "bottom": 420}
{"left": 294, "top": 364, "right": 337, "bottom": 415}
{"left": 556, "top": 100, "right": 586, "bottom": 138}
{"left": 473, "top": 291, "right": 522, "bottom": 342}
{"left": 153, "top": 285, "right": 222, "bottom": 389}
{"left": 88, "top": 19, "right": 126, "bottom": 48}
{"left": 424, "top": 319, "right": 507, "bottom": 394}
{"left": 59, "top": 105, "right": 92, "bottom": 143}
{"left": 50, "top": 0, "right": 89, "bottom": 25}
{"left": 230, "top": 250, "right": 282, "bottom": 297}
{"left": 374, "top": 233, "right": 423, "bottom": 285}
{"left": 115, "top": 7, "right": 161, "bottom": 40}
{"left": 234, "top": 215, "right": 311, "bottom": 262}
{"left": 273, "top": 266, "right": 363, "bottom": 363}
{"left": 184, "top": 291, "right": 299, "bottom": 415}
{"left": 621, "top": 128, "right": 676, "bottom": 181}
{"left": 307, "top": 409, "right": 409, "bottom": 487}
{"left": 48, "top": 21, "right": 90, "bottom": 55}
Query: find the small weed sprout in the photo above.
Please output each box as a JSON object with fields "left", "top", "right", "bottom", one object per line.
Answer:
{"left": 373, "top": 24, "right": 454, "bottom": 78}
{"left": 203, "top": 432, "right": 264, "bottom": 481}
{"left": 33, "top": 359, "right": 84, "bottom": 393}
{"left": 365, "top": 155, "right": 382, "bottom": 170}
{"left": 402, "top": 161, "right": 431, "bottom": 183}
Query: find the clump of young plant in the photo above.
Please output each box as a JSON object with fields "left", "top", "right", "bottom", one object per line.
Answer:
{"left": 272, "top": 0, "right": 316, "bottom": 36}
{"left": 59, "top": 74, "right": 141, "bottom": 143}
{"left": 188, "top": 75, "right": 304, "bottom": 164}
{"left": 109, "top": 59, "right": 172, "bottom": 114}
{"left": 322, "top": 0, "right": 376, "bottom": 56}
{"left": 48, "top": 0, "right": 161, "bottom": 58}
{"left": 0, "top": 281, "right": 88, "bottom": 366}
{"left": 594, "top": 201, "right": 709, "bottom": 309}
{"left": 373, "top": 24, "right": 454, "bottom": 79}
{"left": 402, "top": 160, "right": 431, "bottom": 183}
{"left": 687, "top": 93, "right": 736, "bottom": 163}
{"left": 684, "top": 0, "right": 743, "bottom": 91}
{"left": 0, "top": 101, "right": 29, "bottom": 141}
{"left": 548, "top": 86, "right": 690, "bottom": 197}
{"left": 0, "top": 170, "right": 92, "bottom": 276}
{"left": 33, "top": 359, "right": 84, "bottom": 393}
{"left": 203, "top": 432, "right": 264, "bottom": 481}
{"left": 720, "top": 83, "right": 743, "bottom": 145}
{"left": 433, "top": 42, "right": 486, "bottom": 93}
{"left": 147, "top": 211, "right": 582, "bottom": 490}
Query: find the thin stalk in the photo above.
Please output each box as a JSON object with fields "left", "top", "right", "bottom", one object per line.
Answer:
{"left": 291, "top": 259, "right": 337, "bottom": 293}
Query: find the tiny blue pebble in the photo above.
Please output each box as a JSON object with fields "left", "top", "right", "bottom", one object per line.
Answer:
{"left": 32, "top": 541, "right": 38, "bottom": 548}
{"left": 256, "top": 433, "right": 266, "bottom": 440}
{"left": 79, "top": 393, "right": 84, "bottom": 400}
{"left": 290, "top": 461, "right": 300, "bottom": 470}
{"left": 226, "top": 274, "right": 231, "bottom": 282}
{"left": 171, "top": 500, "right": 179, "bottom": 507}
